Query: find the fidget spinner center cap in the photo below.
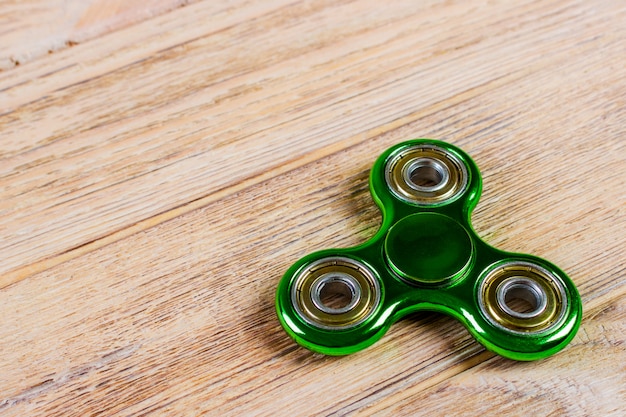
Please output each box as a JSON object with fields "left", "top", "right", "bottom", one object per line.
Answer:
{"left": 384, "top": 212, "right": 473, "bottom": 285}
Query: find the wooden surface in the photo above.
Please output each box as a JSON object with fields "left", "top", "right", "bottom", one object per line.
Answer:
{"left": 1, "top": 0, "right": 625, "bottom": 415}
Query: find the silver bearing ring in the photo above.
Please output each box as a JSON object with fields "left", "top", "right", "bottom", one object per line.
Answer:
{"left": 385, "top": 144, "right": 468, "bottom": 206}
{"left": 291, "top": 257, "right": 381, "bottom": 330}
{"left": 478, "top": 261, "right": 568, "bottom": 334}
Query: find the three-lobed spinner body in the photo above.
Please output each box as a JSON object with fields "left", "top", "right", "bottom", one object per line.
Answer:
{"left": 276, "top": 139, "right": 581, "bottom": 360}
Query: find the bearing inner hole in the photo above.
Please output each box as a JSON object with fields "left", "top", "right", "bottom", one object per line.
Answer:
{"left": 319, "top": 281, "right": 353, "bottom": 310}
{"left": 411, "top": 166, "right": 441, "bottom": 187}
{"left": 311, "top": 273, "right": 362, "bottom": 315}
{"left": 504, "top": 285, "right": 541, "bottom": 314}
{"left": 404, "top": 158, "right": 449, "bottom": 192}
{"left": 496, "top": 277, "right": 548, "bottom": 319}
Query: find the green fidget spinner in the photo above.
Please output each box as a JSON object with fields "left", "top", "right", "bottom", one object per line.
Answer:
{"left": 275, "top": 139, "right": 582, "bottom": 361}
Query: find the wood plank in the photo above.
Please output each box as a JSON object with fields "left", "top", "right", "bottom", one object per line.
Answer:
{"left": 0, "top": 117, "right": 623, "bottom": 413}
{"left": 0, "top": 0, "right": 294, "bottom": 109}
{"left": 0, "top": 0, "right": 90, "bottom": 68}
{"left": 1, "top": 0, "right": 625, "bottom": 415}
{"left": 2, "top": 0, "right": 624, "bottom": 283}
{"left": 0, "top": 0, "right": 201, "bottom": 70}
{"left": 369, "top": 294, "right": 626, "bottom": 416}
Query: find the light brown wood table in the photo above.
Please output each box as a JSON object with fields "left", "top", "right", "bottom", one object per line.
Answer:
{"left": 1, "top": 1, "right": 625, "bottom": 415}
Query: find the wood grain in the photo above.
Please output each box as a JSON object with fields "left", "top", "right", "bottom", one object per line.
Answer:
{"left": 370, "top": 296, "right": 626, "bottom": 416}
{"left": 0, "top": 0, "right": 198, "bottom": 70}
{"left": 1, "top": 0, "right": 625, "bottom": 415}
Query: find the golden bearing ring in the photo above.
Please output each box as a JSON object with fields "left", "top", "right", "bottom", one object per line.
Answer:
{"left": 478, "top": 261, "right": 568, "bottom": 334}
{"left": 291, "top": 257, "right": 381, "bottom": 330}
{"left": 385, "top": 144, "right": 468, "bottom": 205}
